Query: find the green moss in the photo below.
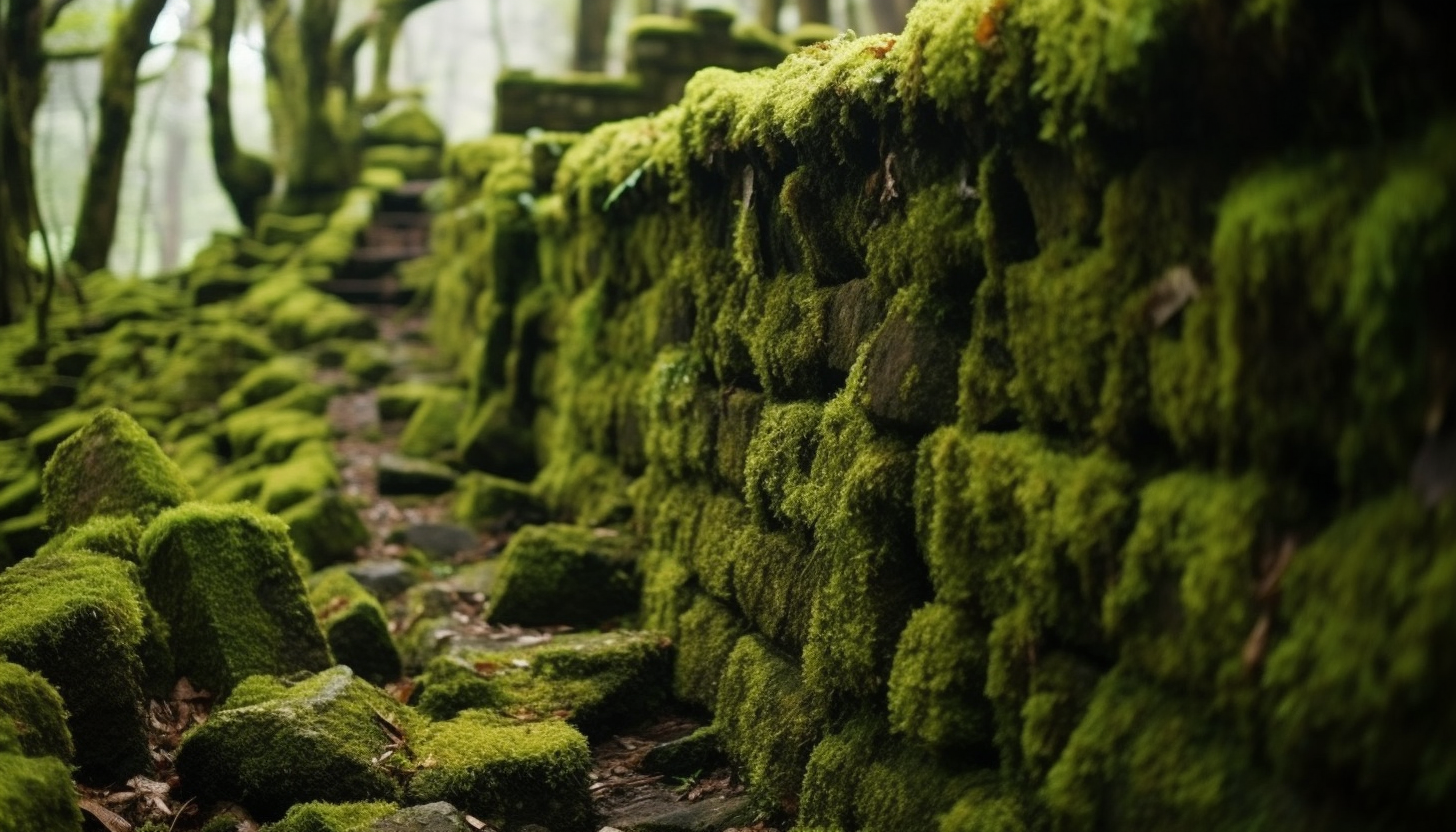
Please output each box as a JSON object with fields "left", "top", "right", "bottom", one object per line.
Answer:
{"left": 42, "top": 408, "right": 193, "bottom": 533}
{"left": 35, "top": 514, "right": 143, "bottom": 563}
{"left": 715, "top": 635, "right": 825, "bottom": 812}
{"left": 746, "top": 273, "right": 835, "bottom": 399}
{"left": 729, "top": 522, "right": 819, "bottom": 653}
{"left": 375, "top": 381, "right": 440, "bottom": 422}
{"left": 0, "top": 661, "right": 73, "bottom": 761}
{"left": 800, "top": 712, "right": 883, "bottom": 831}
{"left": 854, "top": 741, "right": 985, "bottom": 832}
{"left": 886, "top": 603, "right": 992, "bottom": 751}
{"left": 256, "top": 415, "right": 335, "bottom": 465}
{"left": 399, "top": 387, "right": 467, "bottom": 459}
{"left": 0, "top": 752, "right": 84, "bottom": 832}
{"left": 176, "top": 667, "right": 424, "bottom": 821}
{"left": 219, "top": 357, "right": 314, "bottom": 415}
{"left": 488, "top": 524, "right": 639, "bottom": 628}
{"left": 642, "top": 348, "right": 719, "bottom": 480}
{"left": 362, "top": 145, "right": 442, "bottom": 180}
{"left": 259, "top": 440, "right": 342, "bottom": 513}
{"left": 457, "top": 394, "right": 538, "bottom": 480}
{"left": 0, "top": 552, "right": 152, "bottom": 781}
{"left": 308, "top": 569, "right": 402, "bottom": 686}
{"left": 1263, "top": 492, "right": 1456, "bottom": 809}
{"left": 140, "top": 502, "right": 332, "bottom": 695}
{"left": 367, "top": 105, "right": 445, "bottom": 148}
{"left": 26, "top": 408, "right": 102, "bottom": 465}
{"left": 259, "top": 801, "right": 398, "bottom": 832}
{"left": 344, "top": 341, "right": 394, "bottom": 386}
{"left": 223, "top": 408, "right": 331, "bottom": 459}
{"left": 280, "top": 492, "right": 370, "bottom": 570}
{"left": 673, "top": 594, "right": 747, "bottom": 711}
{"left": 452, "top": 471, "right": 544, "bottom": 530}
{"left": 743, "top": 401, "right": 822, "bottom": 529}
{"left": 407, "top": 713, "right": 592, "bottom": 832}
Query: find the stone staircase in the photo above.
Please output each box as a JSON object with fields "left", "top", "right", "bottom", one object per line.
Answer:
{"left": 321, "top": 180, "right": 434, "bottom": 307}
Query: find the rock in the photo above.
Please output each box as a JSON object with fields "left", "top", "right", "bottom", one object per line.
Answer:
{"left": 35, "top": 514, "right": 144, "bottom": 563}
{"left": 372, "top": 802, "right": 468, "bottom": 832}
{"left": 406, "top": 713, "right": 592, "bottom": 832}
{"left": 378, "top": 454, "right": 458, "bottom": 496}
{"left": 400, "top": 388, "right": 468, "bottom": 459}
{"left": 861, "top": 311, "right": 963, "bottom": 431}
{"left": 453, "top": 472, "right": 547, "bottom": 530}
{"left": 0, "top": 752, "right": 85, "bottom": 831}
{"left": 261, "top": 802, "right": 398, "bottom": 832}
{"left": 0, "top": 552, "right": 153, "bottom": 781}
{"left": 178, "top": 667, "right": 424, "bottom": 822}
{"left": 140, "top": 502, "right": 332, "bottom": 696}
{"left": 281, "top": 491, "right": 371, "bottom": 569}
{"left": 218, "top": 356, "right": 312, "bottom": 415}
{"left": 42, "top": 407, "right": 193, "bottom": 533}
{"left": 640, "top": 725, "right": 725, "bottom": 779}
{"left": 608, "top": 792, "right": 755, "bottom": 832}
{"left": 488, "top": 524, "right": 639, "bottom": 629}
{"left": 346, "top": 559, "right": 420, "bottom": 601}
{"left": 308, "top": 568, "right": 403, "bottom": 686}
{"left": 377, "top": 381, "right": 445, "bottom": 422}
{"left": 403, "top": 523, "right": 478, "bottom": 560}
{"left": 0, "top": 661, "right": 73, "bottom": 762}
{"left": 456, "top": 394, "right": 538, "bottom": 481}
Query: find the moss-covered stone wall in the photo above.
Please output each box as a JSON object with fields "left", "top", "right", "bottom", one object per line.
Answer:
{"left": 425, "top": 1, "right": 1455, "bottom": 828}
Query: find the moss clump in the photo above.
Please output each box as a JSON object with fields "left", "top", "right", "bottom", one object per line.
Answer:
{"left": 223, "top": 408, "right": 332, "bottom": 461}
{"left": 366, "top": 105, "right": 445, "bottom": 148}
{"left": 280, "top": 492, "right": 371, "bottom": 570}
{"left": 407, "top": 713, "right": 592, "bottom": 832}
{"left": 140, "top": 502, "right": 332, "bottom": 696}
{"left": 672, "top": 594, "right": 747, "bottom": 711}
{"left": 0, "top": 661, "right": 73, "bottom": 761}
{"left": 488, "top": 524, "right": 639, "bottom": 628}
{"left": 375, "top": 381, "right": 439, "bottom": 421}
{"left": 176, "top": 667, "right": 425, "bottom": 822}
{"left": 258, "top": 801, "right": 398, "bottom": 832}
{"left": 743, "top": 401, "right": 822, "bottom": 529}
{"left": 307, "top": 568, "right": 403, "bottom": 686}
{"left": 399, "top": 388, "right": 468, "bottom": 459}
{"left": 344, "top": 342, "right": 394, "bottom": 386}
{"left": 0, "top": 552, "right": 152, "bottom": 781}
{"left": 0, "top": 752, "right": 85, "bottom": 832}
{"left": 886, "top": 603, "right": 992, "bottom": 751}
{"left": 33, "top": 514, "right": 142, "bottom": 563}
{"left": 218, "top": 357, "right": 313, "bottom": 415}
{"left": 26, "top": 408, "right": 101, "bottom": 465}
{"left": 452, "top": 472, "right": 545, "bottom": 530}
{"left": 258, "top": 441, "right": 343, "bottom": 513}
{"left": 42, "top": 408, "right": 193, "bottom": 533}
{"left": 715, "top": 635, "right": 824, "bottom": 813}
{"left": 1263, "top": 492, "right": 1456, "bottom": 812}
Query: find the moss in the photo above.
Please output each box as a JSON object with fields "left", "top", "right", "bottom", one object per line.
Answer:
{"left": 729, "top": 522, "right": 819, "bottom": 653}
{"left": 259, "top": 440, "right": 343, "bottom": 513}
{"left": 0, "top": 552, "right": 152, "bottom": 781}
{"left": 255, "top": 415, "right": 335, "bottom": 465}
{"left": 176, "top": 667, "right": 424, "bottom": 822}
{"left": 375, "top": 381, "right": 441, "bottom": 422}
{"left": 307, "top": 569, "right": 403, "bottom": 686}
{"left": 715, "top": 635, "right": 825, "bottom": 812}
{"left": 854, "top": 741, "right": 984, "bottom": 832}
{"left": 1263, "top": 492, "right": 1456, "bottom": 810}
{"left": 0, "top": 661, "right": 73, "bottom": 761}
{"left": 743, "top": 401, "right": 822, "bottom": 529}
{"left": 25, "top": 408, "right": 101, "bottom": 465}
{"left": 673, "top": 594, "right": 747, "bottom": 711}
{"left": 362, "top": 145, "right": 442, "bottom": 180}
{"left": 0, "top": 469, "right": 40, "bottom": 521}
{"left": 34, "top": 514, "right": 143, "bottom": 563}
{"left": 219, "top": 356, "right": 314, "bottom": 415}
{"left": 886, "top": 603, "right": 993, "bottom": 751}
{"left": 399, "top": 387, "right": 467, "bottom": 459}
{"left": 42, "top": 408, "right": 193, "bottom": 533}
{"left": 377, "top": 453, "right": 457, "bottom": 496}
{"left": 344, "top": 341, "right": 394, "bottom": 386}
{"left": 223, "top": 408, "right": 331, "bottom": 459}
{"left": 715, "top": 388, "right": 764, "bottom": 490}
{"left": 259, "top": 801, "right": 398, "bottom": 832}
{"left": 642, "top": 348, "right": 719, "bottom": 480}
{"left": 457, "top": 394, "right": 538, "bottom": 480}
{"left": 407, "top": 713, "right": 592, "bottom": 832}
{"left": 366, "top": 105, "right": 445, "bottom": 147}
{"left": 800, "top": 712, "right": 883, "bottom": 831}
{"left": 451, "top": 471, "right": 545, "bottom": 530}
{"left": 280, "top": 492, "right": 370, "bottom": 570}
{"left": 746, "top": 273, "right": 836, "bottom": 399}
{"left": 488, "top": 524, "right": 639, "bottom": 628}
{"left": 0, "top": 752, "right": 84, "bottom": 832}
{"left": 269, "top": 288, "right": 378, "bottom": 348}
{"left": 140, "top": 502, "right": 332, "bottom": 695}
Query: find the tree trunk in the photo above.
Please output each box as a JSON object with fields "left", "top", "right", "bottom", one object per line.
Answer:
{"left": 574, "top": 0, "right": 615, "bottom": 73}
{"left": 868, "top": 0, "right": 912, "bottom": 33}
{"left": 1, "top": 0, "right": 47, "bottom": 324}
{"left": 207, "top": 0, "right": 272, "bottom": 228}
{"left": 759, "top": 0, "right": 781, "bottom": 31}
{"left": 797, "top": 0, "right": 830, "bottom": 25}
{"left": 68, "top": 0, "right": 169, "bottom": 273}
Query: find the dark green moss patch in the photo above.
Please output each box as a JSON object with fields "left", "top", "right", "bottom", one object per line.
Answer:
{"left": 308, "top": 568, "right": 403, "bottom": 686}
{"left": 487, "top": 524, "right": 639, "bottom": 628}
{"left": 42, "top": 408, "right": 193, "bottom": 533}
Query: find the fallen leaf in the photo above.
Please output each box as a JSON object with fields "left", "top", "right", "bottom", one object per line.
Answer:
{"left": 78, "top": 797, "right": 133, "bottom": 832}
{"left": 473, "top": 661, "right": 500, "bottom": 676}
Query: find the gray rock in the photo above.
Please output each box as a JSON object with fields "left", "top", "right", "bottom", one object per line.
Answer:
{"left": 609, "top": 793, "right": 754, "bottom": 832}
{"left": 404, "top": 523, "right": 478, "bottom": 560}
{"left": 372, "top": 801, "right": 467, "bottom": 832}
{"left": 378, "top": 453, "right": 457, "bottom": 496}
{"left": 346, "top": 559, "right": 420, "bottom": 601}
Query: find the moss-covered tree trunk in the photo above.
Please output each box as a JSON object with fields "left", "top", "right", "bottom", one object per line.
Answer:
{"left": 1, "top": 0, "right": 47, "bottom": 324}
{"left": 207, "top": 0, "right": 273, "bottom": 228}
{"left": 868, "top": 0, "right": 913, "bottom": 33}
{"left": 574, "top": 0, "right": 615, "bottom": 72}
{"left": 367, "top": 0, "right": 441, "bottom": 109}
{"left": 68, "top": 0, "right": 169, "bottom": 273}
{"left": 759, "top": 0, "right": 782, "bottom": 31}
{"left": 797, "top": 0, "right": 829, "bottom": 25}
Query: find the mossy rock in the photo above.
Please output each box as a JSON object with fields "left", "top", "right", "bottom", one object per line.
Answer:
{"left": 42, "top": 408, "right": 193, "bottom": 533}
{"left": 35, "top": 513, "right": 144, "bottom": 564}
{"left": 456, "top": 395, "right": 538, "bottom": 481}
{"left": 219, "top": 356, "right": 314, "bottom": 415}
{"left": 886, "top": 603, "right": 993, "bottom": 752}
{"left": 256, "top": 212, "right": 329, "bottom": 246}
{"left": 377, "top": 454, "right": 457, "bottom": 496}
{"left": 366, "top": 106, "right": 446, "bottom": 148}
{"left": 487, "top": 524, "right": 639, "bottom": 628}
{"left": 376, "top": 381, "right": 442, "bottom": 422}
{"left": 672, "top": 594, "right": 746, "bottom": 711}
{"left": 413, "top": 630, "right": 671, "bottom": 739}
{"left": 176, "top": 667, "right": 424, "bottom": 821}
{"left": 345, "top": 342, "right": 394, "bottom": 386}
{"left": 400, "top": 388, "right": 468, "bottom": 459}
{"left": 0, "top": 661, "right": 73, "bottom": 761}
{"left": 25, "top": 408, "right": 101, "bottom": 465}
{"left": 406, "top": 713, "right": 592, "bottom": 832}
{"left": 451, "top": 472, "right": 545, "bottom": 530}
{"left": 0, "top": 752, "right": 84, "bottom": 832}
{"left": 259, "top": 441, "right": 342, "bottom": 513}
{"left": 0, "top": 552, "right": 153, "bottom": 781}
{"left": 281, "top": 492, "right": 371, "bottom": 570}
{"left": 363, "top": 145, "right": 443, "bottom": 180}
{"left": 308, "top": 568, "right": 403, "bottom": 686}
{"left": 140, "top": 502, "right": 332, "bottom": 696}
{"left": 258, "top": 801, "right": 399, "bottom": 832}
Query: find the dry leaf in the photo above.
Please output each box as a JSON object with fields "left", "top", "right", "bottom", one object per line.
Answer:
{"left": 1146, "top": 265, "right": 1201, "bottom": 328}
{"left": 78, "top": 797, "right": 133, "bottom": 832}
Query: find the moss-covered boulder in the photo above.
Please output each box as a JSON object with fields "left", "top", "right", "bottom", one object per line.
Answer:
{"left": 399, "top": 388, "right": 468, "bottom": 459}
{"left": 219, "top": 356, "right": 314, "bottom": 415}
{"left": 487, "top": 524, "right": 639, "bottom": 628}
{"left": 413, "top": 630, "right": 672, "bottom": 738}
{"left": 376, "top": 381, "right": 440, "bottom": 422}
{"left": 259, "top": 801, "right": 398, "bottom": 832}
{"left": 406, "top": 713, "right": 592, "bottom": 832}
{"left": 281, "top": 492, "right": 371, "bottom": 569}
{"left": 715, "top": 635, "right": 825, "bottom": 812}
{"left": 140, "top": 502, "right": 332, "bottom": 695}
{"left": 377, "top": 454, "right": 457, "bottom": 496}
{"left": 452, "top": 472, "right": 545, "bottom": 530}
{"left": 308, "top": 568, "right": 403, "bottom": 686}
{"left": 0, "top": 552, "right": 153, "bottom": 781}
{"left": 35, "top": 513, "right": 144, "bottom": 563}
{"left": 0, "top": 661, "right": 73, "bottom": 761}
{"left": 0, "top": 752, "right": 84, "bottom": 832}
{"left": 42, "top": 407, "right": 193, "bottom": 533}
{"left": 175, "top": 667, "right": 424, "bottom": 821}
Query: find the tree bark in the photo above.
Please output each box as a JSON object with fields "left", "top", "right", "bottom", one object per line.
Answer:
{"left": 573, "top": 0, "right": 615, "bottom": 73}
{"left": 1, "top": 0, "right": 47, "bottom": 324}
{"left": 207, "top": 0, "right": 272, "bottom": 228}
{"left": 759, "top": 0, "right": 781, "bottom": 31}
{"left": 68, "top": 0, "right": 169, "bottom": 273}
{"left": 797, "top": 0, "right": 830, "bottom": 25}
{"left": 868, "top": 0, "right": 913, "bottom": 33}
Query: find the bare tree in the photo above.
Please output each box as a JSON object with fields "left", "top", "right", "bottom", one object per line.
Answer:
{"left": 574, "top": 0, "right": 616, "bottom": 72}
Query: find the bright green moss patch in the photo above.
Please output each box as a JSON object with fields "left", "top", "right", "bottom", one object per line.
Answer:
{"left": 219, "top": 357, "right": 313, "bottom": 415}
{"left": 0, "top": 552, "right": 151, "bottom": 781}
{"left": 399, "top": 387, "right": 467, "bottom": 459}
{"left": 281, "top": 492, "right": 370, "bottom": 569}
{"left": 452, "top": 471, "right": 545, "bottom": 530}
{"left": 407, "top": 713, "right": 592, "bottom": 832}
{"left": 0, "top": 752, "right": 84, "bottom": 832}
{"left": 887, "top": 603, "right": 992, "bottom": 751}
{"left": 259, "top": 801, "right": 398, "bottom": 832}
{"left": 42, "top": 407, "right": 193, "bottom": 533}
{"left": 141, "top": 502, "right": 332, "bottom": 695}
{"left": 259, "top": 441, "right": 343, "bottom": 513}
{"left": 673, "top": 594, "right": 747, "bottom": 711}
{"left": 308, "top": 568, "right": 403, "bottom": 686}
{"left": 488, "top": 524, "right": 639, "bottom": 628}
{"left": 0, "top": 661, "right": 73, "bottom": 761}
{"left": 176, "top": 667, "right": 425, "bottom": 822}
{"left": 715, "top": 635, "right": 825, "bottom": 812}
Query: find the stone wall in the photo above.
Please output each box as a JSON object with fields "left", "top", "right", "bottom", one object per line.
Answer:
{"left": 426, "top": 1, "right": 1456, "bottom": 828}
